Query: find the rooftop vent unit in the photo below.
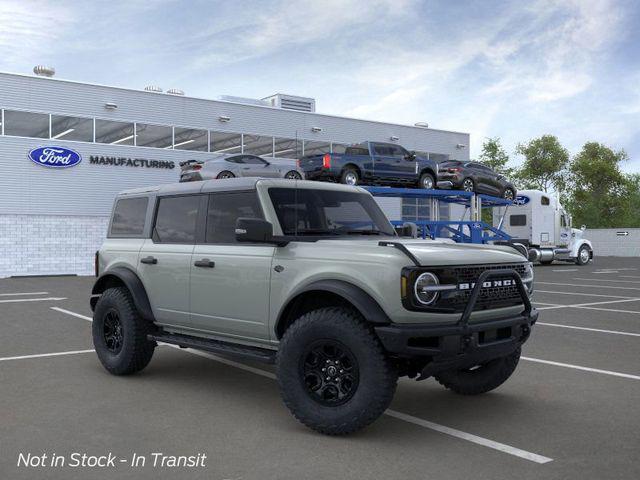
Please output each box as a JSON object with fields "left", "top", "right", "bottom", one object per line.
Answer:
{"left": 33, "top": 65, "right": 55, "bottom": 77}
{"left": 144, "top": 85, "right": 163, "bottom": 93}
{"left": 262, "top": 94, "right": 316, "bottom": 113}
{"left": 167, "top": 88, "right": 185, "bottom": 96}
{"left": 219, "top": 95, "right": 270, "bottom": 107}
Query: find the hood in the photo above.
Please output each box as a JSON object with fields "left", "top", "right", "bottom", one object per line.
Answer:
{"left": 311, "top": 237, "right": 527, "bottom": 266}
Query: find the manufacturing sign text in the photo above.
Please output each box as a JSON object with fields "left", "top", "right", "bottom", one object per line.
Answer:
{"left": 90, "top": 156, "right": 175, "bottom": 169}
{"left": 28, "top": 146, "right": 82, "bottom": 168}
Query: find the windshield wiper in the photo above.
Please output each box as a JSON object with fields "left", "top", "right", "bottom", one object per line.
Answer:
{"left": 343, "top": 230, "right": 389, "bottom": 236}
{"left": 291, "top": 229, "right": 342, "bottom": 236}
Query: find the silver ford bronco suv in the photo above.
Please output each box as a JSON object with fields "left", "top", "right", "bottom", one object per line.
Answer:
{"left": 91, "top": 178, "right": 537, "bottom": 435}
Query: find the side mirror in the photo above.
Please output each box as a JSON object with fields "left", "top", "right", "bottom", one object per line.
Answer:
{"left": 235, "top": 218, "right": 274, "bottom": 243}
{"left": 395, "top": 222, "right": 418, "bottom": 238}
{"left": 405, "top": 151, "right": 416, "bottom": 161}
{"left": 581, "top": 225, "right": 586, "bottom": 231}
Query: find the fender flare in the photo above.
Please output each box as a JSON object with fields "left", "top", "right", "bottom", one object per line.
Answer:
{"left": 571, "top": 238, "right": 593, "bottom": 258}
{"left": 90, "top": 267, "right": 155, "bottom": 322}
{"left": 275, "top": 279, "right": 391, "bottom": 338}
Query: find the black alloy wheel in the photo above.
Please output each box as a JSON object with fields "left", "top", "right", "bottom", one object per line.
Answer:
{"left": 103, "top": 309, "right": 124, "bottom": 354}
{"left": 301, "top": 340, "right": 359, "bottom": 406}
{"left": 217, "top": 171, "right": 235, "bottom": 179}
{"left": 462, "top": 178, "right": 475, "bottom": 192}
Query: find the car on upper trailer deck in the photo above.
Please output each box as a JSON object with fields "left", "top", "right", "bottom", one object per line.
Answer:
{"left": 437, "top": 160, "right": 517, "bottom": 200}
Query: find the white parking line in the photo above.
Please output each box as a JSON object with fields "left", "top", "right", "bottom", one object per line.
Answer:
{"left": 0, "top": 297, "right": 67, "bottom": 304}
{"left": 535, "top": 290, "right": 636, "bottom": 299}
{"left": 522, "top": 357, "right": 640, "bottom": 381}
{"left": 536, "top": 298, "right": 640, "bottom": 311}
{"left": 537, "top": 322, "right": 640, "bottom": 337}
{"left": 0, "top": 349, "right": 94, "bottom": 362}
{"left": 385, "top": 410, "right": 553, "bottom": 464}
{"left": 537, "top": 282, "right": 640, "bottom": 291}
{"left": 573, "top": 278, "right": 640, "bottom": 284}
{"left": 0, "top": 292, "right": 49, "bottom": 296}
{"left": 48, "top": 308, "right": 553, "bottom": 464}
{"left": 621, "top": 275, "right": 640, "bottom": 279}
{"left": 51, "top": 307, "right": 92, "bottom": 321}
{"left": 573, "top": 305, "right": 640, "bottom": 315}
{"left": 552, "top": 269, "right": 578, "bottom": 272}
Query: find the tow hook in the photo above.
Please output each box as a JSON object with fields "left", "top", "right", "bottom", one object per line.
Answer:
{"left": 521, "top": 326, "right": 531, "bottom": 341}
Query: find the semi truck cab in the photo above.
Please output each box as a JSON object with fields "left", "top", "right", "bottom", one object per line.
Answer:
{"left": 494, "top": 189, "right": 593, "bottom": 265}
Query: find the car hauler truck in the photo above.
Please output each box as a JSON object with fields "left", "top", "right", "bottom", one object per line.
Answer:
{"left": 493, "top": 189, "right": 593, "bottom": 265}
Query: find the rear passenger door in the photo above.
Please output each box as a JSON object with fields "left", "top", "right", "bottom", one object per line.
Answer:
{"left": 189, "top": 191, "right": 274, "bottom": 340}
{"left": 137, "top": 194, "right": 201, "bottom": 328}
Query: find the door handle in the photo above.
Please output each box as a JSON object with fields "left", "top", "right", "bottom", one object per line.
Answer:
{"left": 194, "top": 259, "right": 215, "bottom": 268}
{"left": 140, "top": 256, "right": 157, "bottom": 265}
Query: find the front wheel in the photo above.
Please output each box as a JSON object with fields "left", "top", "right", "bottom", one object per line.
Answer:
{"left": 418, "top": 172, "right": 435, "bottom": 189}
{"left": 576, "top": 245, "right": 591, "bottom": 265}
{"left": 276, "top": 307, "right": 397, "bottom": 435}
{"left": 434, "top": 347, "right": 520, "bottom": 395}
{"left": 503, "top": 187, "right": 515, "bottom": 200}
{"left": 92, "top": 287, "right": 156, "bottom": 375}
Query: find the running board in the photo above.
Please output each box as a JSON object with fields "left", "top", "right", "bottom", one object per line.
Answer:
{"left": 148, "top": 332, "right": 276, "bottom": 364}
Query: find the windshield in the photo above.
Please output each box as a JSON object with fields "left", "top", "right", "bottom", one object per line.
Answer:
{"left": 268, "top": 188, "right": 395, "bottom": 237}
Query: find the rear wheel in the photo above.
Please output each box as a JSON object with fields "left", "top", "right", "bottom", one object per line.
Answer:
{"left": 276, "top": 307, "right": 397, "bottom": 435}
{"left": 92, "top": 287, "right": 156, "bottom": 375}
{"left": 340, "top": 168, "right": 359, "bottom": 186}
{"left": 419, "top": 172, "right": 435, "bottom": 189}
{"left": 434, "top": 348, "right": 521, "bottom": 395}
{"left": 576, "top": 245, "right": 591, "bottom": 265}
{"left": 284, "top": 170, "right": 302, "bottom": 180}
{"left": 462, "top": 178, "right": 475, "bottom": 192}
{"left": 217, "top": 171, "right": 235, "bottom": 179}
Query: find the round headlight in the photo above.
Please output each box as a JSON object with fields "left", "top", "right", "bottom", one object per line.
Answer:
{"left": 414, "top": 272, "right": 440, "bottom": 305}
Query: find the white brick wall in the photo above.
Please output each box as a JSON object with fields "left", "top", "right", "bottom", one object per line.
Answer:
{"left": 584, "top": 228, "right": 640, "bottom": 257}
{"left": 0, "top": 215, "right": 109, "bottom": 278}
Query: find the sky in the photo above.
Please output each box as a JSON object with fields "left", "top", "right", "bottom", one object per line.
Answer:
{"left": 1, "top": 0, "right": 639, "bottom": 171}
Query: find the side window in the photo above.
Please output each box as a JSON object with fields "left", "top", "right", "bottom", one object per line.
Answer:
{"left": 110, "top": 197, "right": 148, "bottom": 236}
{"left": 510, "top": 215, "right": 527, "bottom": 226}
{"left": 154, "top": 195, "right": 200, "bottom": 244}
{"left": 541, "top": 196, "right": 550, "bottom": 206}
{"left": 242, "top": 155, "right": 267, "bottom": 165}
{"left": 389, "top": 145, "right": 407, "bottom": 158}
{"left": 206, "top": 192, "right": 263, "bottom": 244}
{"left": 373, "top": 144, "right": 391, "bottom": 156}
{"left": 226, "top": 156, "right": 243, "bottom": 164}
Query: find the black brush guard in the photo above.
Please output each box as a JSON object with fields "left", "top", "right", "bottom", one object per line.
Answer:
{"left": 374, "top": 269, "right": 537, "bottom": 379}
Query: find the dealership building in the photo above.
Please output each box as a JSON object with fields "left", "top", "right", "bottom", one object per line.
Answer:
{"left": 0, "top": 69, "right": 470, "bottom": 278}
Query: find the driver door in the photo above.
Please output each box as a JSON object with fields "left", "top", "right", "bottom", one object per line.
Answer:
{"left": 240, "top": 155, "right": 279, "bottom": 178}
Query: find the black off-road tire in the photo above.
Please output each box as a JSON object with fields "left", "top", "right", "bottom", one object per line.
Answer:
{"left": 434, "top": 347, "right": 521, "bottom": 395}
{"left": 92, "top": 287, "right": 156, "bottom": 375}
{"left": 276, "top": 307, "right": 397, "bottom": 435}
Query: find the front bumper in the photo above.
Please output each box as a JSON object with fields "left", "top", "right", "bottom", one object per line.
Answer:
{"left": 376, "top": 268, "right": 537, "bottom": 377}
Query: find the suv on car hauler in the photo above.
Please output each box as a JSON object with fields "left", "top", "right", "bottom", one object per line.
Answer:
{"left": 91, "top": 178, "right": 537, "bottom": 435}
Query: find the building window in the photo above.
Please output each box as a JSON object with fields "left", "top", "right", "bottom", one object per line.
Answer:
{"left": 303, "top": 140, "right": 331, "bottom": 156}
{"left": 173, "top": 127, "right": 208, "bottom": 151}
{"left": 273, "top": 137, "right": 302, "bottom": 158}
{"left": 135, "top": 123, "right": 172, "bottom": 149}
{"left": 243, "top": 135, "right": 274, "bottom": 156}
{"left": 153, "top": 195, "right": 200, "bottom": 244}
{"left": 51, "top": 115, "right": 93, "bottom": 142}
{"left": 210, "top": 131, "right": 242, "bottom": 154}
{"left": 3, "top": 110, "right": 49, "bottom": 138}
{"left": 95, "top": 119, "right": 135, "bottom": 145}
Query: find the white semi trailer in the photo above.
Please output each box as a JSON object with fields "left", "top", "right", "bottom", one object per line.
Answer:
{"left": 493, "top": 189, "right": 593, "bottom": 265}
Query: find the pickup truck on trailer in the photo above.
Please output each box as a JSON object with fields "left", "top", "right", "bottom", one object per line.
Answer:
{"left": 299, "top": 141, "right": 439, "bottom": 189}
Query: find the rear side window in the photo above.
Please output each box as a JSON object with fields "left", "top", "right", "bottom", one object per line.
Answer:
{"left": 206, "top": 192, "right": 263, "bottom": 244}
{"left": 154, "top": 195, "right": 200, "bottom": 244}
{"left": 541, "top": 196, "right": 550, "bottom": 206}
{"left": 345, "top": 147, "right": 369, "bottom": 156}
{"left": 110, "top": 197, "right": 148, "bottom": 236}
{"left": 510, "top": 215, "right": 527, "bottom": 226}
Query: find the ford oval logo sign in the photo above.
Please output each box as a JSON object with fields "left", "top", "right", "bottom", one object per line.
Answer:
{"left": 514, "top": 195, "right": 530, "bottom": 206}
{"left": 28, "top": 146, "right": 82, "bottom": 168}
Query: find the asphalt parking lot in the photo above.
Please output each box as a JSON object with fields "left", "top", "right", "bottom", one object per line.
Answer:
{"left": 1, "top": 257, "right": 639, "bottom": 480}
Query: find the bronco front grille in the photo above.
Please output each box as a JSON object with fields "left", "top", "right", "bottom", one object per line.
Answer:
{"left": 403, "top": 263, "right": 531, "bottom": 313}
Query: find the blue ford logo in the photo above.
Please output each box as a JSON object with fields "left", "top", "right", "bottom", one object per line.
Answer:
{"left": 28, "top": 146, "right": 82, "bottom": 168}
{"left": 514, "top": 195, "right": 530, "bottom": 206}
